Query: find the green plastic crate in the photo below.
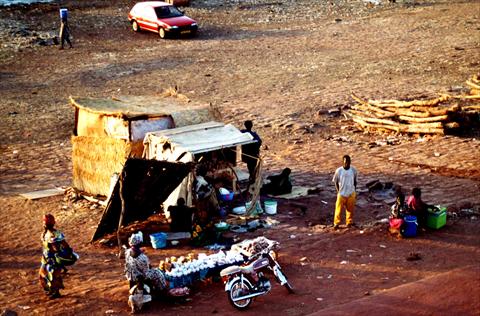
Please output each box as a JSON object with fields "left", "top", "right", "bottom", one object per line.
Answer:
{"left": 426, "top": 206, "right": 447, "bottom": 229}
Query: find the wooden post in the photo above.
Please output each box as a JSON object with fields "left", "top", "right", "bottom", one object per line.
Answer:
{"left": 117, "top": 170, "right": 126, "bottom": 259}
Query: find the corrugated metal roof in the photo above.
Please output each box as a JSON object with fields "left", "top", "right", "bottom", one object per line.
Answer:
{"left": 145, "top": 121, "right": 255, "bottom": 154}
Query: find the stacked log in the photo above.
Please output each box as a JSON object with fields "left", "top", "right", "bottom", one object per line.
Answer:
{"left": 348, "top": 75, "right": 480, "bottom": 135}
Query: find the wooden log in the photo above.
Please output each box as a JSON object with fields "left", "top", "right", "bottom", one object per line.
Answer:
{"left": 348, "top": 109, "right": 376, "bottom": 118}
{"left": 351, "top": 93, "right": 370, "bottom": 106}
{"left": 350, "top": 112, "right": 443, "bottom": 127}
{"left": 350, "top": 105, "right": 396, "bottom": 118}
{"left": 365, "top": 125, "right": 397, "bottom": 133}
{"left": 462, "top": 105, "right": 480, "bottom": 111}
{"left": 349, "top": 114, "right": 399, "bottom": 126}
{"left": 466, "top": 79, "right": 480, "bottom": 90}
{"left": 401, "top": 125, "right": 445, "bottom": 135}
{"left": 386, "top": 107, "right": 431, "bottom": 118}
{"left": 369, "top": 94, "right": 451, "bottom": 108}
{"left": 351, "top": 93, "right": 397, "bottom": 117}
{"left": 351, "top": 117, "right": 445, "bottom": 135}
{"left": 464, "top": 110, "right": 480, "bottom": 114}
{"left": 352, "top": 117, "right": 399, "bottom": 132}
{"left": 409, "top": 106, "right": 458, "bottom": 116}
{"left": 398, "top": 114, "right": 449, "bottom": 123}
{"left": 452, "top": 94, "right": 480, "bottom": 99}
{"left": 402, "top": 121, "right": 443, "bottom": 129}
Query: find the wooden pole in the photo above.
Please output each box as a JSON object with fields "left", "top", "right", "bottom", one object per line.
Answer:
{"left": 352, "top": 117, "right": 445, "bottom": 135}
{"left": 398, "top": 114, "right": 449, "bottom": 123}
{"left": 351, "top": 93, "right": 397, "bottom": 117}
{"left": 368, "top": 94, "right": 451, "bottom": 108}
{"left": 349, "top": 114, "right": 400, "bottom": 126}
{"left": 117, "top": 170, "right": 126, "bottom": 259}
{"left": 246, "top": 157, "right": 263, "bottom": 218}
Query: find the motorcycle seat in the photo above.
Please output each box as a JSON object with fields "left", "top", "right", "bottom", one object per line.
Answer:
{"left": 239, "top": 262, "right": 255, "bottom": 274}
{"left": 220, "top": 262, "right": 255, "bottom": 276}
{"left": 220, "top": 265, "right": 240, "bottom": 276}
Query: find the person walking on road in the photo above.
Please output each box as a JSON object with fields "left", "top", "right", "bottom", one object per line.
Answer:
{"left": 39, "top": 214, "right": 77, "bottom": 299}
{"left": 241, "top": 120, "right": 262, "bottom": 183}
{"left": 332, "top": 155, "right": 358, "bottom": 229}
{"left": 58, "top": 8, "right": 73, "bottom": 49}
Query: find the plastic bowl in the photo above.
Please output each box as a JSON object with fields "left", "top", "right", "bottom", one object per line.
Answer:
{"left": 219, "top": 192, "right": 234, "bottom": 201}
{"left": 215, "top": 222, "right": 230, "bottom": 231}
{"left": 232, "top": 206, "right": 246, "bottom": 215}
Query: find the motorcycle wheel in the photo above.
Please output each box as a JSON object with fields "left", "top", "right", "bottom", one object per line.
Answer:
{"left": 227, "top": 278, "right": 253, "bottom": 310}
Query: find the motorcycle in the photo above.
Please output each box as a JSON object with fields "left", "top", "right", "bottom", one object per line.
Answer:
{"left": 220, "top": 250, "right": 294, "bottom": 310}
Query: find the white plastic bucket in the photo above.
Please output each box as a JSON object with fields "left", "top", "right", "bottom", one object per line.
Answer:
{"left": 60, "top": 8, "right": 68, "bottom": 20}
{"left": 264, "top": 200, "right": 277, "bottom": 215}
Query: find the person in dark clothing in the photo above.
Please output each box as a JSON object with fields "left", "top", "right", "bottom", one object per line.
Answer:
{"left": 261, "top": 168, "right": 292, "bottom": 196}
{"left": 407, "top": 187, "right": 431, "bottom": 226}
{"left": 241, "top": 120, "right": 262, "bottom": 182}
{"left": 168, "top": 198, "right": 194, "bottom": 232}
{"left": 59, "top": 9, "right": 73, "bottom": 49}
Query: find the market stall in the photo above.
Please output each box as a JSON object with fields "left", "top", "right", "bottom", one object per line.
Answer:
{"left": 143, "top": 121, "right": 260, "bottom": 220}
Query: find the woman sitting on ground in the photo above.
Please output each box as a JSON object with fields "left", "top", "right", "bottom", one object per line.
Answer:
{"left": 388, "top": 192, "right": 408, "bottom": 237}
{"left": 391, "top": 192, "right": 408, "bottom": 219}
{"left": 124, "top": 232, "right": 167, "bottom": 292}
{"left": 407, "top": 187, "right": 431, "bottom": 226}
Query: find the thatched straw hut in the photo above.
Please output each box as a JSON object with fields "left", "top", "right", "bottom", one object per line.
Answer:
{"left": 71, "top": 95, "right": 216, "bottom": 196}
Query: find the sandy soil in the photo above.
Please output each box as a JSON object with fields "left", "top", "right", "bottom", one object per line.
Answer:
{"left": 1, "top": 0, "right": 479, "bottom": 315}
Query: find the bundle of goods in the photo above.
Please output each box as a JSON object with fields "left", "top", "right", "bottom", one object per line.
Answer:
{"left": 348, "top": 75, "right": 480, "bottom": 135}
{"left": 159, "top": 251, "right": 244, "bottom": 287}
{"left": 230, "top": 236, "right": 279, "bottom": 257}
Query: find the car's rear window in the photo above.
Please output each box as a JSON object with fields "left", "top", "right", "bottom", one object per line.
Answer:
{"left": 154, "top": 5, "right": 184, "bottom": 18}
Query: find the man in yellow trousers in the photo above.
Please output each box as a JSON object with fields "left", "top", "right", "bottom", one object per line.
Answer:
{"left": 332, "top": 155, "right": 358, "bottom": 229}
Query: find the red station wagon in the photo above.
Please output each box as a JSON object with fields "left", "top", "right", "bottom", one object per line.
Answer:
{"left": 128, "top": 1, "right": 198, "bottom": 38}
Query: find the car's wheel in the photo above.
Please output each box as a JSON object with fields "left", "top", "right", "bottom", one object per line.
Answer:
{"left": 132, "top": 20, "right": 140, "bottom": 32}
{"left": 159, "top": 28, "right": 166, "bottom": 39}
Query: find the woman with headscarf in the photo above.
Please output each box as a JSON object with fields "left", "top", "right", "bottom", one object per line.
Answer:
{"left": 39, "top": 214, "right": 75, "bottom": 299}
{"left": 124, "top": 232, "right": 167, "bottom": 291}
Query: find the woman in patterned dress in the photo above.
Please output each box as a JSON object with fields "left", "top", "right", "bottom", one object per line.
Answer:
{"left": 39, "top": 214, "right": 69, "bottom": 299}
{"left": 124, "top": 232, "right": 167, "bottom": 291}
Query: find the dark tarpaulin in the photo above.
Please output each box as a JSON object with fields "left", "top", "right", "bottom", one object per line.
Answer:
{"left": 91, "top": 158, "right": 193, "bottom": 242}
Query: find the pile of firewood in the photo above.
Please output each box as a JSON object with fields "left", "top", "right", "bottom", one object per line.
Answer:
{"left": 348, "top": 75, "right": 480, "bottom": 135}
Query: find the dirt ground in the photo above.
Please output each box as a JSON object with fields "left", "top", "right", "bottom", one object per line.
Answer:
{"left": 1, "top": 0, "right": 479, "bottom": 315}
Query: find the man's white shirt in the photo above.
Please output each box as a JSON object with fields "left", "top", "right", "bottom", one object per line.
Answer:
{"left": 333, "top": 166, "right": 357, "bottom": 197}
